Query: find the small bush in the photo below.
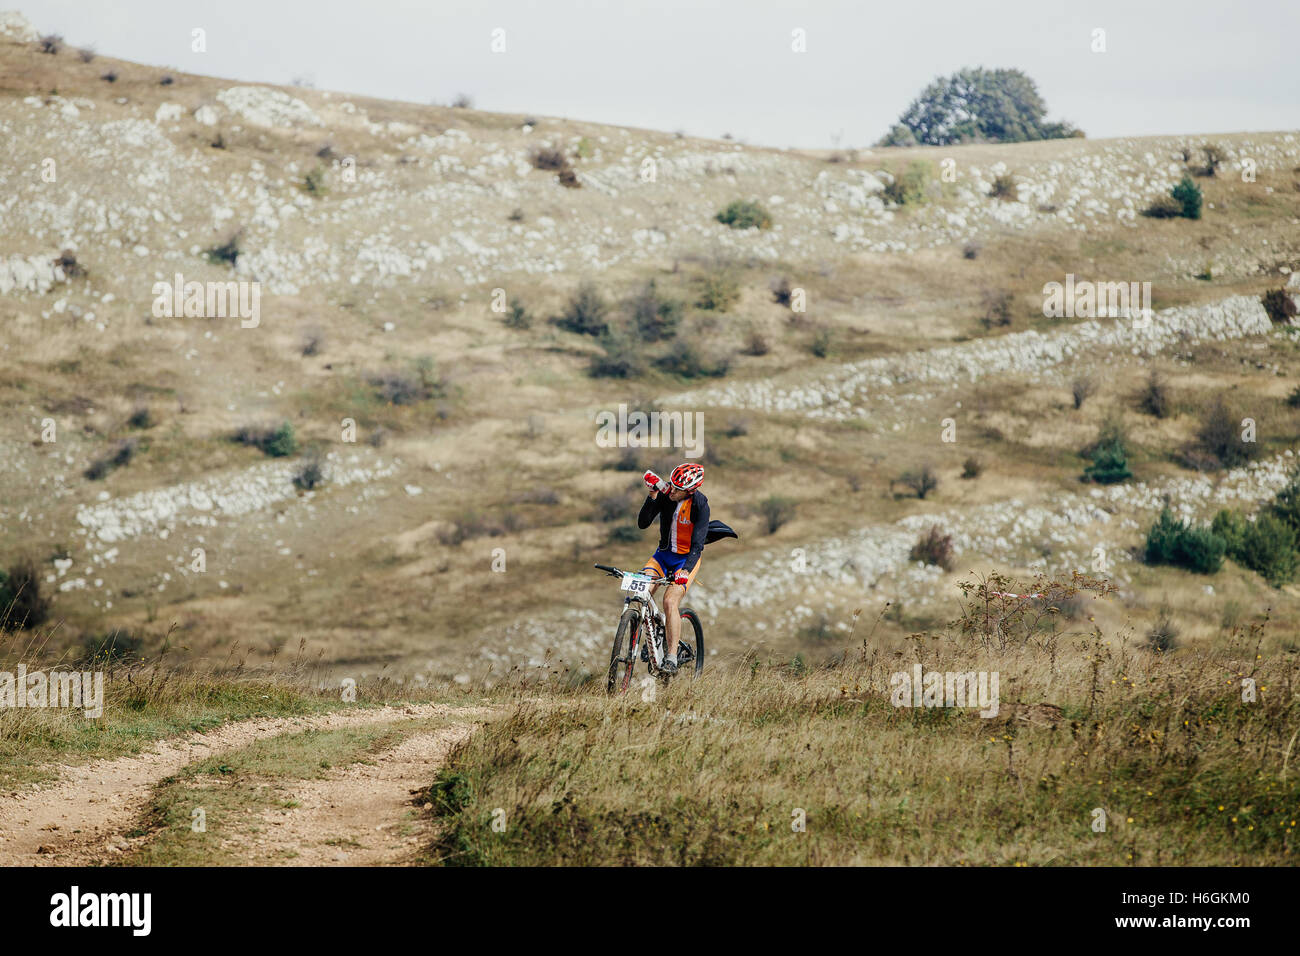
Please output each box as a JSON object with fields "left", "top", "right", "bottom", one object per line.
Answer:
{"left": 1142, "top": 194, "right": 1183, "bottom": 219}
{"left": 1082, "top": 417, "right": 1132, "bottom": 484}
{"left": 100, "top": 71, "right": 118, "bottom": 83}
{"left": 205, "top": 233, "right": 241, "bottom": 267}
{"left": 1138, "top": 370, "right": 1170, "bottom": 418}
{"left": 555, "top": 283, "right": 610, "bottom": 336}
{"left": 694, "top": 271, "right": 740, "bottom": 312}
{"left": 234, "top": 422, "right": 297, "bottom": 458}
{"left": 370, "top": 369, "right": 427, "bottom": 406}
{"left": 589, "top": 329, "right": 647, "bottom": 379}
{"left": 988, "top": 173, "right": 1017, "bottom": 200}
{"left": 38, "top": 34, "right": 63, "bottom": 55}
{"left": 658, "top": 337, "right": 730, "bottom": 379}
{"left": 627, "top": 280, "right": 682, "bottom": 342}
{"left": 531, "top": 148, "right": 569, "bottom": 171}
{"left": 909, "top": 525, "right": 955, "bottom": 571}
{"left": 128, "top": 405, "right": 154, "bottom": 429}
{"left": 300, "top": 326, "right": 324, "bottom": 356}
{"left": 590, "top": 495, "right": 626, "bottom": 524}
{"left": 293, "top": 453, "right": 327, "bottom": 491}
{"left": 1146, "top": 610, "right": 1179, "bottom": 652}
{"left": 962, "top": 241, "right": 981, "bottom": 260}
{"left": 300, "top": 164, "right": 328, "bottom": 197}
{"left": 504, "top": 298, "right": 532, "bottom": 330}
{"left": 607, "top": 525, "right": 641, "bottom": 544}
{"left": 1223, "top": 512, "right": 1298, "bottom": 587}
{"left": 1271, "top": 470, "right": 1300, "bottom": 536}
{"left": 770, "top": 278, "right": 793, "bottom": 307}
{"left": 1196, "top": 395, "right": 1256, "bottom": 468}
{"left": 1071, "top": 376, "right": 1096, "bottom": 410}
{"left": 77, "top": 46, "right": 96, "bottom": 63}
{"left": 741, "top": 327, "right": 770, "bottom": 356}
{"left": 715, "top": 200, "right": 772, "bottom": 230}
{"left": 898, "top": 463, "right": 939, "bottom": 499}
{"left": 508, "top": 207, "right": 525, "bottom": 222}
{"left": 159, "top": 73, "right": 175, "bottom": 86}
{"left": 1286, "top": 385, "right": 1300, "bottom": 409}
{"left": 0, "top": 559, "right": 51, "bottom": 630}
{"left": 757, "top": 496, "right": 797, "bottom": 535}
{"left": 961, "top": 456, "right": 983, "bottom": 479}
{"left": 54, "top": 250, "right": 86, "bottom": 278}
{"left": 1262, "top": 288, "right": 1297, "bottom": 325}
{"left": 85, "top": 439, "right": 138, "bottom": 480}
{"left": 557, "top": 167, "right": 581, "bottom": 189}
{"left": 80, "top": 630, "right": 144, "bottom": 664}
{"left": 809, "top": 327, "right": 833, "bottom": 358}
{"left": 881, "top": 162, "right": 930, "bottom": 207}
{"left": 1171, "top": 176, "right": 1202, "bottom": 219}
{"left": 1144, "top": 507, "right": 1225, "bottom": 574}
{"left": 980, "top": 290, "right": 1014, "bottom": 329}
{"left": 1200, "top": 144, "right": 1224, "bottom": 177}
{"left": 451, "top": 93, "right": 473, "bottom": 109}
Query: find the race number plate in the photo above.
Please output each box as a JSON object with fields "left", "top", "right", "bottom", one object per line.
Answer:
{"left": 620, "top": 572, "right": 652, "bottom": 595}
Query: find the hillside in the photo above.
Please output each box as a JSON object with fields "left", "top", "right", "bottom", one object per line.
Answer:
{"left": 1, "top": 9, "right": 1299, "bottom": 692}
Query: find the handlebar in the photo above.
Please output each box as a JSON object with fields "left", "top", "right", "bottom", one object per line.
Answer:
{"left": 592, "top": 563, "right": 672, "bottom": 586}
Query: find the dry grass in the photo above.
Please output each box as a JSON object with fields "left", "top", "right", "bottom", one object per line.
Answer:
{"left": 420, "top": 582, "right": 1299, "bottom": 866}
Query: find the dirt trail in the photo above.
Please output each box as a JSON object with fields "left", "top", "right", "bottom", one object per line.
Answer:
{"left": 0, "top": 703, "right": 491, "bottom": 866}
{"left": 235, "top": 724, "right": 479, "bottom": 865}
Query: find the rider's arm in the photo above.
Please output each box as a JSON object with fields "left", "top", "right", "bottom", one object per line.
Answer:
{"left": 636, "top": 493, "right": 661, "bottom": 530}
{"left": 679, "top": 495, "right": 710, "bottom": 573}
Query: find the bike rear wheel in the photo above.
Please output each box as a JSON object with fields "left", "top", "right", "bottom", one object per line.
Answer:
{"left": 679, "top": 608, "right": 705, "bottom": 678}
{"left": 606, "top": 607, "right": 641, "bottom": 696}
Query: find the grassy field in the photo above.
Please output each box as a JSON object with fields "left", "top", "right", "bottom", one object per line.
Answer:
{"left": 419, "top": 582, "right": 1300, "bottom": 866}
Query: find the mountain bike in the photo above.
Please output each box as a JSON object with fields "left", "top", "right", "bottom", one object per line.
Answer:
{"left": 593, "top": 563, "right": 705, "bottom": 695}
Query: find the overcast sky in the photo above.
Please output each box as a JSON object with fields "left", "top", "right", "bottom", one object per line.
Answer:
{"left": 18, "top": 0, "right": 1300, "bottom": 148}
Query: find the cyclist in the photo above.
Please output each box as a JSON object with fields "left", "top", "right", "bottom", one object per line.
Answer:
{"left": 637, "top": 462, "right": 714, "bottom": 675}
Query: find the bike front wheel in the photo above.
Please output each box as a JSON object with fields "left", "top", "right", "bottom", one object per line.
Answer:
{"left": 679, "top": 607, "right": 705, "bottom": 678}
{"left": 606, "top": 607, "right": 641, "bottom": 696}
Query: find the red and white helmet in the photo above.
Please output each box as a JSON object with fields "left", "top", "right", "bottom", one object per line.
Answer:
{"left": 669, "top": 462, "right": 704, "bottom": 492}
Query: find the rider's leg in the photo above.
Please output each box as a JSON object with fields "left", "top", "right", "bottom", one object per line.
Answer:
{"left": 663, "top": 584, "right": 685, "bottom": 658}
{"left": 662, "top": 558, "right": 701, "bottom": 660}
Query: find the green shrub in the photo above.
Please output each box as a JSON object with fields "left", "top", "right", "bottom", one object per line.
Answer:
{"left": 1082, "top": 424, "right": 1132, "bottom": 484}
{"left": 882, "top": 162, "right": 931, "bottom": 207}
{"left": 300, "top": 164, "right": 328, "bottom": 197}
{"left": 1227, "top": 513, "right": 1298, "bottom": 587}
{"left": 1285, "top": 385, "right": 1300, "bottom": 409}
{"left": 715, "top": 200, "right": 772, "bottom": 230}
{"left": 235, "top": 422, "right": 298, "bottom": 457}
{"left": 1269, "top": 470, "right": 1300, "bottom": 536}
{"left": 1171, "top": 176, "right": 1202, "bottom": 219}
{"left": 694, "top": 271, "right": 740, "bottom": 312}
{"left": 1211, "top": 509, "right": 1248, "bottom": 555}
{"left": 1143, "top": 508, "right": 1224, "bottom": 574}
